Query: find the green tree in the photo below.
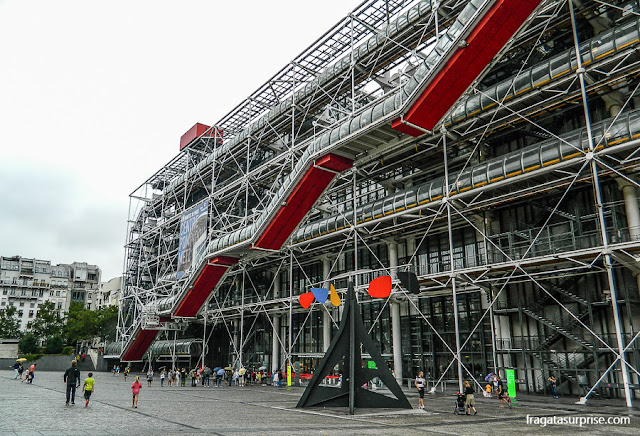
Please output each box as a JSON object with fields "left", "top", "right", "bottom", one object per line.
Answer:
{"left": 0, "top": 306, "right": 21, "bottom": 338}
{"left": 19, "top": 332, "right": 38, "bottom": 354}
{"left": 45, "top": 335, "right": 64, "bottom": 354}
{"left": 96, "top": 306, "right": 118, "bottom": 342}
{"left": 64, "top": 301, "right": 98, "bottom": 345}
{"left": 28, "top": 301, "right": 64, "bottom": 341}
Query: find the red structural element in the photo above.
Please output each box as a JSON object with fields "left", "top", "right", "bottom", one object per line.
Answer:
{"left": 180, "top": 123, "right": 223, "bottom": 151}
{"left": 299, "top": 292, "right": 315, "bottom": 309}
{"left": 253, "top": 153, "right": 353, "bottom": 250}
{"left": 392, "top": 0, "right": 542, "bottom": 136}
{"left": 368, "top": 275, "right": 392, "bottom": 298}
{"left": 173, "top": 256, "right": 238, "bottom": 317}
{"left": 121, "top": 328, "right": 159, "bottom": 361}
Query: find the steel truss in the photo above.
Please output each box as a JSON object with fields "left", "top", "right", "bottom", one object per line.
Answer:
{"left": 119, "top": 0, "right": 640, "bottom": 406}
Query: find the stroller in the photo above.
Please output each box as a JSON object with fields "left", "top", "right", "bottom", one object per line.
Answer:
{"left": 454, "top": 392, "right": 466, "bottom": 415}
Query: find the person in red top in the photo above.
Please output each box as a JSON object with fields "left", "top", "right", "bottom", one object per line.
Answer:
{"left": 131, "top": 376, "right": 142, "bottom": 408}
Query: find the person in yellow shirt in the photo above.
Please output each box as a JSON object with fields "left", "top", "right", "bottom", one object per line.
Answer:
{"left": 83, "top": 372, "right": 95, "bottom": 407}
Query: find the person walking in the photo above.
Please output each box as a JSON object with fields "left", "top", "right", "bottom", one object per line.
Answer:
{"left": 27, "top": 363, "right": 36, "bottom": 383}
{"left": 548, "top": 375, "right": 559, "bottom": 399}
{"left": 233, "top": 369, "right": 239, "bottom": 386}
{"left": 160, "top": 369, "right": 166, "bottom": 387}
{"left": 414, "top": 371, "right": 426, "bottom": 410}
{"left": 64, "top": 360, "right": 81, "bottom": 406}
{"left": 181, "top": 368, "right": 187, "bottom": 387}
{"left": 495, "top": 376, "right": 509, "bottom": 408}
{"left": 82, "top": 372, "right": 95, "bottom": 407}
{"left": 146, "top": 368, "right": 153, "bottom": 387}
{"left": 463, "top": 381, "right": 477, "bottom": 415}
{"left": 131, "top": 376, "right": 142, "bottom": 408}
{"left": 124, "top": 366, "right": 130, "bottom": 381}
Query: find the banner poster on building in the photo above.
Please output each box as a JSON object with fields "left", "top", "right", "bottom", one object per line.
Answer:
{"left": 176, "top": 200, "right": 209, "bottom": 279}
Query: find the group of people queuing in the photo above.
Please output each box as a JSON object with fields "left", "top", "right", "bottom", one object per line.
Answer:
{"left": 11, "top": 362, "right": 36, "bottom": 384}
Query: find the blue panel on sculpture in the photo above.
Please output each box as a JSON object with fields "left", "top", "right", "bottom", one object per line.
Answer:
{"left": 311, "top": 287, "right": 329, "bottom": 303}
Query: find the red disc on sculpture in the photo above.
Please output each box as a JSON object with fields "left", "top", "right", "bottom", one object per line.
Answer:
{"left": 299, "top": 292, "right": 315, "bottom": 309}
{"left": 368, "top": 275, "right": 392, "bottom": 298}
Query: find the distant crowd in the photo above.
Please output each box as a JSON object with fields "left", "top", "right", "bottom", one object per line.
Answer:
{"left": 111, "top": 364, "right": 282, "bottom": 388}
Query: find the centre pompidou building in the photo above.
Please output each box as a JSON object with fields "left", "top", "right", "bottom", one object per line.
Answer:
{"left": 113, "top": 0, "right": 640, "bottom": 406}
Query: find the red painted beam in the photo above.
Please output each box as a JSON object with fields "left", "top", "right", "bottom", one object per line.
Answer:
{"left": 254, "top": 154, "right": 353, "bottom": 250}
{"left": 392, "top": 0, "right": 542, "bottom": 136}
{"left": 121, "top": 328, "right": 159, "bottom": 361}
{"left": 173, "top": 256, "right": 238, "bottom": 317}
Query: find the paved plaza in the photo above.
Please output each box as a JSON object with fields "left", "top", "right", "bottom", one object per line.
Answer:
{"left": 1, "top": 370, "right": 639, "bottom": 435}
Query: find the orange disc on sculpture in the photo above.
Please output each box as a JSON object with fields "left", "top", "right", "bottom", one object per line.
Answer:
{"left": 368, "top": 275, "right": 392, "bottom": 298}
{"left": 329, "top": 284, "right": 341, "bottom": 306}
{"left": 299, "top": 292, "right": 315, "bottom": 309}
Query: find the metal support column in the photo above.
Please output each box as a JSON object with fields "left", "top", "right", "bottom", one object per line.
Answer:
{"left": 443, "top": 127, "right": 464, "bottom": 392}
{"left": 323, "top": 257, "right": 332, "bottom": 352}
{"left": 389, "top": 240, "right": 403, "bottom": 385}
{"left": 272, "top": 315, "right": 280, "bottom": 374}
{"left": 569, "top": 0, "right": 632, "bottom": 407}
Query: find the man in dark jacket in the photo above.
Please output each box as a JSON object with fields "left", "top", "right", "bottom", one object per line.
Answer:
{"left": 63, "top": 360, "right": 81, "bottom": 406}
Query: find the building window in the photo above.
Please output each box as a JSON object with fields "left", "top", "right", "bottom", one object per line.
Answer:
{"left": 86, "top": 303, "right": 91, "bottom": 310}
{"left": 9, "top": 302, "right": 14, "bottom": 306}
{"left": 2, "top": 289, "right": 6, "bottom": 295}
{"left": 19, "top": 302, "right": 24, "bottom": 307}
{"left": 56, "top": 291, "right": 60, "bottom": 297}
{"left": 30, "top": 303, "right": 35, "bottom": 308}
{"left": 57, "top": 302, "right": 62, "bottom": 309}
{"left": 18, "top": 311, "right": 23, "bottom": 317}
{"left": 28, "top": 310, "right": 34, "bottom": 318}
{"left": 1, "top": 301, "right": 5, "bottom": 306}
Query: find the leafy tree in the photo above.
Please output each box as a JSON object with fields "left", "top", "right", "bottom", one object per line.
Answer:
{"left": 0, "top": 306, "right": 21, "bottom": 339}
{"left": 28, "top": 301, "right": 64, "bottom": 341}
{"left": 45, "top": 335, "right": 64, "bottom": 354}
{"left": 19, "top": 333, "right": 38, "bottom": 354}
{"left": 96, "top": 306, "right": 118, "bottom": 342}
{"left": 64, "top": 301, "right": 98, "bottom": 345}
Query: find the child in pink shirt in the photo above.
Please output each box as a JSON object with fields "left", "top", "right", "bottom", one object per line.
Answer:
{"left": 131, "top": 376, "right": 142, "bottom": 408}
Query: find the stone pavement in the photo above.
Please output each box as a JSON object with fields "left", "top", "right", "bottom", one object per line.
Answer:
{"left": 1, "top": 370, "right": 639, "bottom": 435}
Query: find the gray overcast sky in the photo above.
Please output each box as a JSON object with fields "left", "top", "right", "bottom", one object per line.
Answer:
{"left": 0, "top": 0, "right": 361, "bottom": 280}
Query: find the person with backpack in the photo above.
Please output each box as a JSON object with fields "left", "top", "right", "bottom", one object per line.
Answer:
{"left": 463, "top": 380, "right": 477, "bottom": 415}
{"left": 64, "top": 360, "right": 81, "bottom": 406}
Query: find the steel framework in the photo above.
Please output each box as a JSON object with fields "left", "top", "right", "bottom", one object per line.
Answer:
{"left": 117, "top": 0, "right": 640, "bottom": 407}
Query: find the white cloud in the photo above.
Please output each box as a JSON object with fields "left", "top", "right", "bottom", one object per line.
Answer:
{"left": 0, "top": 0, "right": 361, "bottom": 279}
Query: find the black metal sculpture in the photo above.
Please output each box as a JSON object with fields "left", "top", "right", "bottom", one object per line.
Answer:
{"left": 297, "top": 280, "right": 411, "bottom": 414}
